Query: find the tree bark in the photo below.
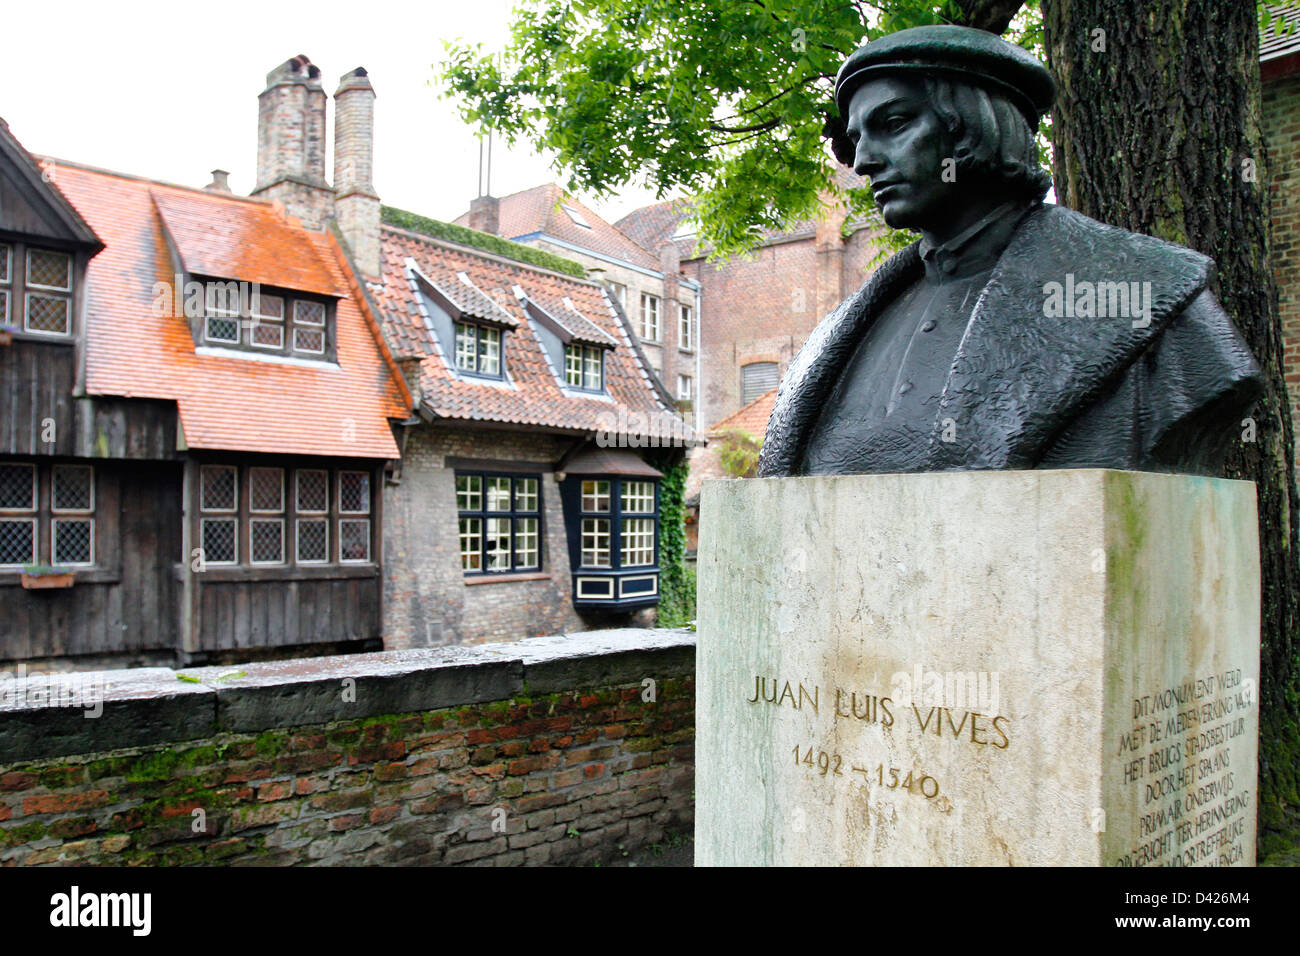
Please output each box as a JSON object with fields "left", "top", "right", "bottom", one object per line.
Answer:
{"left": 1044, "top": 0, "right": 1300, "bottom": 859}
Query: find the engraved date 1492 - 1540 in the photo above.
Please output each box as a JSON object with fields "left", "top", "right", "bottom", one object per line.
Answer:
{"left": 792, "top": 744, "right": 941, "bottom": 799}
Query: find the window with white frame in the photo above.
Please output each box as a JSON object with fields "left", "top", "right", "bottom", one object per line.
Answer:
{"left": 456, "top": 473, "right": 542, "bottom": 573}
{"left": 564, "top": 344, "right": 604, "bottom": 392}
{"left": 24, "top": 248, "right": 72, "bottom": 336}
{"left": 580, "top": 480, "right": 612, "bottom": 568}
{"left": 640, "top": 293, "right": 660, "bottom": 342}
{"left": 295, "top": 468, "right": 330, "bottom": 563}
{"left": 575, "top": 476, "right": 658, "bottom": 571}
{"left": 248, "top": 466, "right": 286, "bottom": 564}
{"left": 195, "top": 464, "right": 373, "bottom": 568}
{"left": 679, "top": 303, "right": 693, "bottom": 351}
{"left": 51, "top": 464, "right": 94, "bottom": 566}
{"left": 620, "top": 481, "right": 656, "bottom": 567}
{"left": 338, "top": 471, "right": 371, "bottom": 563}
{"left": 0, "top": 462, "right": 99, "bottom": 569}
{"left": 0, "top": 462, "right": 35, "bottom": 568}
{"left": 453, "top": 322, "right": 503, "bottom": 378}
{"left": 607, "top": 282, "right": 628, "bottom": 309}
{"left": 677, "top": 374, "right": 693, "bottom": 401}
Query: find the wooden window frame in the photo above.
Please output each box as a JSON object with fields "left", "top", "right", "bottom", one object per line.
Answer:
{"left": 0, "top": 461, "right": 102, "bottom": 569}
{"left": 193, "top": 462, "right": 376, "bottom": 571}
{"left": 196, "top": 278, "right": 337, "bottom": 363}
{"left": 0, "top": 240, "right": 76, "bottom": 340}
{"left": 679, "top": 303, "right": 694, "bottom": 352}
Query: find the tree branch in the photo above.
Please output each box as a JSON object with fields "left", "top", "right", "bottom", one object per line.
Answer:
{"left": 953, "top": 0, "right": 1025, "bottom": 33}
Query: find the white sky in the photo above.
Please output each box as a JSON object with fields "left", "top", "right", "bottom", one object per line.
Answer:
{"left": 2, "top": 0, "right": 669, "bottom": 224}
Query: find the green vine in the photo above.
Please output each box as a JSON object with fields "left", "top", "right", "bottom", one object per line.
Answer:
{"left": 380, "top": 206, "right": 587, "bottom": 279}
{"left": 649, "top": 454, "right": 695, "bottom": 628}
{"left": 716, "top": 430, "right": 763, "bottom": 478}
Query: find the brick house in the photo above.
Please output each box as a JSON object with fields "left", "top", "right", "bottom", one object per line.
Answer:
{"left": 618, "top": 171, "right": 878, "bottom": 434}
{"left": 1262, "top": 9, "right": 1300, "bottom": 476}
{"left": 369, "top": 221, "right": 694, "bottom": 648}
{"left": 455, "top": 186, "right": 702, "bottom": 428}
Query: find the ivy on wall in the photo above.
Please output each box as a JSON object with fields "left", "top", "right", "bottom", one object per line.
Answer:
{"left": 650, "top": 453, "right": 695, "bottom": 628}
{"left": 380, "top": 206, "right": 588, "bottom": 279}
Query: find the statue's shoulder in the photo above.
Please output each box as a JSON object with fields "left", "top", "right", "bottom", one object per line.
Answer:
{"left": 1019, "top": 203, "right": 1214, "bottom": 277}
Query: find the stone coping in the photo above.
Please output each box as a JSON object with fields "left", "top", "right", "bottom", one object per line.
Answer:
{"left": 0, "top": 628, "right": 696, "bottom": 764}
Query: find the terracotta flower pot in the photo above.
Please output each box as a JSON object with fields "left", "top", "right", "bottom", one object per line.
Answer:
{"left": 20, "top": 571, "right": 76, "bottom": 590}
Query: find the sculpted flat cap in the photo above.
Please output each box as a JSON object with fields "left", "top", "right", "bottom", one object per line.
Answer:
{"left": 835, "top": 25, "right": 1056, "bottom": 126}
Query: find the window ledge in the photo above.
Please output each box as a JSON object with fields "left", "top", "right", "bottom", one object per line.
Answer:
{"left": 194, "top": 346, "right": 341, "bottom": 370}
{"left": 170, "top": 563, "right": 378, "bottom": 583}
{"left": 464, "top": 571, "right": 552, "bottom": 586}
{"left": 0, "top": 567, "right": 120, "bottom": 587}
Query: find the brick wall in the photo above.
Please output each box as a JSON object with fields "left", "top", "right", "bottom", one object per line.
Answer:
{"left": 383, "top": 425, "right": 586, "bottom": 649}
{"left": 1263, "top": 72, "right": 1300, "bottom": 476}
{"left": 685, "top": 226, "right": 878, "bottom": 431}
{"left": 0, "top": 629, "right": 695, "bottom": 866}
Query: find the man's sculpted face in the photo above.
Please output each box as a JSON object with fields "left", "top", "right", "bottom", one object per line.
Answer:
{"left": 846, "top": 76, "right": 957, "bottom": 235}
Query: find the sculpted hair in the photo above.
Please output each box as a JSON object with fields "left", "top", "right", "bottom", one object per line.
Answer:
{"left": 920, "top": 75, "right": 1052, "bottom": 201}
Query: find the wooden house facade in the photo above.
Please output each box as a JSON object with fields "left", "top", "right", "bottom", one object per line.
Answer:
{"left": 0, "top": 116, "right": 411, "bottom": 668}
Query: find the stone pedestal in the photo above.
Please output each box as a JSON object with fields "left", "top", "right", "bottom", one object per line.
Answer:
{"left": 695, "top": 470, "right": 1260, "bottom": 866}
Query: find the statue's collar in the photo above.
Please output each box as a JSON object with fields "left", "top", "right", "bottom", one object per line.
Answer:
{"left": 917, "top": 199, "right": 1036, "bottom": 281}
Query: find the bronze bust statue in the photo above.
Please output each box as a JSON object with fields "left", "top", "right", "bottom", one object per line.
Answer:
{"left": 758, "top": 26, "right": 1263, "bottom": 478}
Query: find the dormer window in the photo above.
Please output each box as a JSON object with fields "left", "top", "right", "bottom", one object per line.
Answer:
{"left": 523, "top": 294, "right": 617, "bottom": 396}
{"left": 565, "top": 344, "right": 604, "bottom": 392}
{"left": 407, "top": 262, "right": 519, "bottom": 383}
{"left": 198, "top": 280, "right": 335, "bottom": 361}
{"left": 0, "top": 242, "right": 74, "bottom": 337}
{"left": 455, "top": 322, "right": 503, "bottom": 378}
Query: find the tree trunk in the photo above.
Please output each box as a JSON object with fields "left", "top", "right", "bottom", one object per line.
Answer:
{"left": 1044, "top": 0, "right": 1300, "bottom": 859}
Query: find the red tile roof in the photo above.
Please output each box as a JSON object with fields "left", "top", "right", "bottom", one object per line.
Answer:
{"left": 708, "top": 388, "right": 776, "bottom": 438}
{"left": 152, "top": 190, "right": 338, "bottom": 297}
{"left": 618, "top": 167, "right": 867, "bottom": 258}
{"left": 47, "top": 161, "right": 410, "bottom": 459}
{"left": 374, "top": 224, "right": 696, "bottom": 445}
{"left": 454, "top": 184, "right": 662, "bottom": 272}
{"left": 615, "top": 198, "right": 694, "bottom": 253}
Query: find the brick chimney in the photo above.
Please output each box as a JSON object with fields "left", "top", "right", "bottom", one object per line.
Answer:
{"left": 468, "top": 195, "right": 500, "bottom": 235}
{"left": 333, "top": 67, "right": 381, "bottom": 277}
{"left": 251, "top": 55, "right": 332, "bottom": 229}
{"left": 204, "top": 169, "right": 232, "bottom": 193}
